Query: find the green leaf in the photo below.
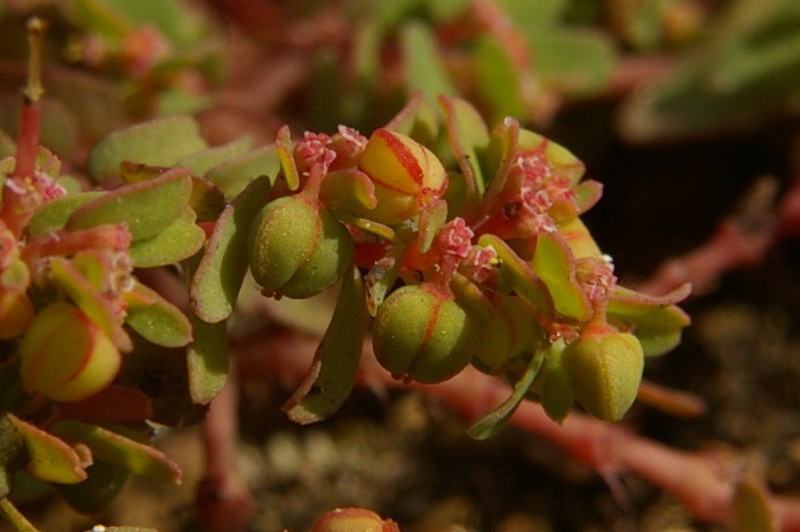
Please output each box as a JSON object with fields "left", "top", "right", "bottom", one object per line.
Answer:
{"left": 67, "top": 167, "right": 193, "bottom": 241}
{"left": 190, "top": 176, "right": 272, "bottom": 323}
{"left": 418, "top": 199, "right": 448, "bottom": 253}
{"left": 284, "top": 265, "right": 366, "bottom": 424}
{"left": 400, "top": 22, "right": 457, "bottom": 102}
{"left": 48, "top": 421, "right": 181, "bottom": 485}
{"left": 177, "top": 136, "right": 253, "bottom": 177}
{"left": 538, "top": 339, "right": 575, "bottom": 423}
{"left": 607, "top": 284, "right": 691, "bottom": 356}
{"left": 496, "top": 0, "right": 567, "bottom": 30}
{"left": 186, "top": 315, "right": 228, "bottom": 405}
{"left": 87, "top": 115, "right": 207, "bottom": 181}
{"left": 619, "top": 0, "right": 800, "bottom": 142}
{"left": 7, "top": 415, "right": 86, "bottom": 485}
{"left": 124, "top": 281, "right": 193, "bottom": 348}
{"left": 475, "top": 36, "right": 525, "bottom": 121}
{"left": 128, "top": 207, "right": 206, "bottom": 268}
{"left": 467, "top": 349, "right": 546, "bottom": 439}
{"left": 204, "top": 145, "right": 281, "bottom": 200}
{"left": 525, "top": 29, "right": 616, "bottom": 97}
{"left": 531, "top": 232, "right": 591, "bottom": 321}
{"left": 438, "top": 96, "right": 491, "bottom": 213}
{"left": 477, "top": 234, "right": 553, "bottom": 314}
{"left": 27, "top": 191, "right": 105, "bottom": 239}
{"left": 275, "top": 125, "right": 299, "bottom": 192}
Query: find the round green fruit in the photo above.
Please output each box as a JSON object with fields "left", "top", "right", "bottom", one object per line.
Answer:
{"left": 372, "top": 284, "right": 475, "bottom": 383}
{"left": 248, "top": 196, "right": 354, "bottom": 299}
{"left": 561, "top": 328, "right": 644, "bottom": 421}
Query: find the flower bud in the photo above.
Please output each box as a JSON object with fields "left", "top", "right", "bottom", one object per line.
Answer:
{"left": 19, "top": 302, "right": 121, "bottom": 402}
{"left": 561, "top": 326, "right": 644, "bottom": 421}
{"left": 248, "top": 196, "right": 354, "bottom": 299}
{"left": 357, "top": 129, "right": 447, "bottom": 225}
{"left": 372, "top": 284, "right": 475, "bottom": 383}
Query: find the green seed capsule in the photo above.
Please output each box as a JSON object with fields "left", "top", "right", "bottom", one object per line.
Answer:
{"left": 247, "top": 196, "right": 354, "bottom": 299}
{"left": 561, "top": 328, "right": 644, "bottom": 422}
{"left": 373, "top": 284, "right": 475, "bottom": 384}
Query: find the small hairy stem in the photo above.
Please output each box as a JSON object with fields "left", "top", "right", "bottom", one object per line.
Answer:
{"left": 12, "top": 18, "right": 46, "bottom": 180}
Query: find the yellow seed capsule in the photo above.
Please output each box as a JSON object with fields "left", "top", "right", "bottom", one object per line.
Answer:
{"left": 19, "top": 302, "right": 121, "bottom": 402}
{"left": 357, "top": 129, "right": 448, "bottom": 225}
{"left": 561, "top": 327, "right": 644, "bottom": 421}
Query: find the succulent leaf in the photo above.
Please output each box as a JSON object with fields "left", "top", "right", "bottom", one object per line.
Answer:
{"left": 7, "top": 414, "right": 87, "bottom": 484}
{"left": 284, "top": 264, "right": 366, "bottom": 423}
{"left": 191, "top": 175, "right": 272, "bottom": 323}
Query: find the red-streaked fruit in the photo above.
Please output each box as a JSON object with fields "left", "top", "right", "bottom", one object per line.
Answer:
{"left": 19, "top": 302, "right": 121, "bottom": 402}
{"left": 357, "top": 129, "right": 448, "bottom": 225}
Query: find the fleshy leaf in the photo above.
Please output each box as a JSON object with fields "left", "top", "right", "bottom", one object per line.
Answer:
{"left": 186, "top": 315, "right": 228, "bottom": 405}
{"left": 439, "top": 96, "right": 491, "bottom": 213}
{"left": 190, "top": 176, "right": 272, "bottom": 323}
{"left": 128, "top": 206, "right": 205, "bottom": 268}
{"left": 531, "top": 232, "right": 591, "bottom": 321}
{"left": 400, "top": 22, "right": 457, "bottom": 103}
{"left": 177, "top": 135, "right": 253, "bottom": 177}
{"left": 477, "top": 234, "right": 553, "bottom": 314}
{"left": 538, "top": 339, "right": 575, "bottom": 423}
{"left": 475, "top": 36, "right": 525, "bottom": 121}
{"left": 275, "top": 125, "right": 299, "bottom": 191}
{"left": 573, "top": 179, "right": 603, "bottom": 215}
{"left": 124, "top": 281, "right": 193, "bottom": 348}
{"left": 204, "top": 144, "right": 281, "bottom": 200}
{"left": 607, "top": 284, "right": 691, "bottom": 356}
{"left": 67, "top": 167, "right": 193, "bottom": 241}
{"left": 7, "top": 415, "right": 87, "bottom": 484}
{"left": 87, "top": 115, "right": 208, "bottom": 181}
{"left": 49, "top": 421, "right": 181, "bottom": 485}
{"left": 418, "top": 199, "right": 448, "bottom": 253}
{"left": 525, "top": 29, "right": 616, "bottom": 97}
{"left": 284, "top": 265, "right": 366, "bottom": 424}
{"left": 27, "top": 191, "right": 105, "bottom": 238}
{"left": 467, "top": 349, "right": 546, "bottom": 439}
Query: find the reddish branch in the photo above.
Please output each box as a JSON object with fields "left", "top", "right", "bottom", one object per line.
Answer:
{"left": 230, "top": 330, "right": 800, "bottom": 531}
